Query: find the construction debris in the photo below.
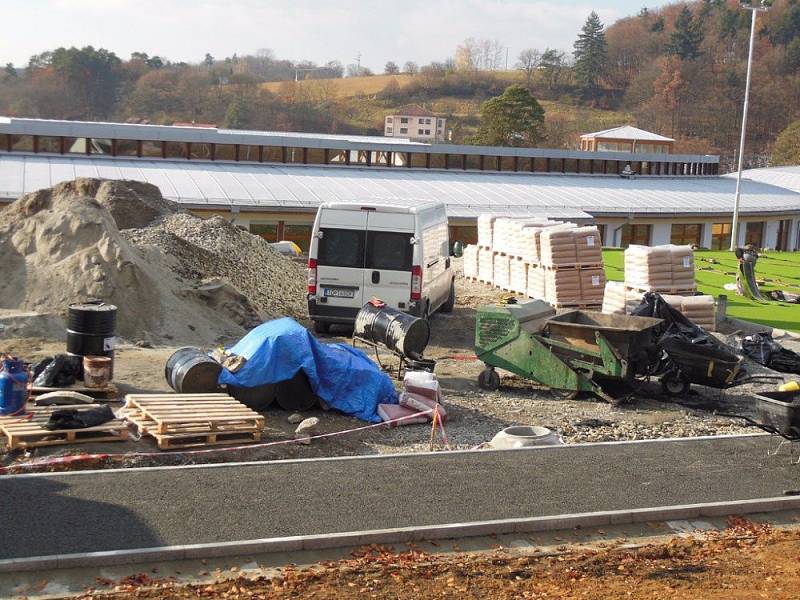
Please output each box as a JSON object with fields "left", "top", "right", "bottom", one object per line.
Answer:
{"left": 0, "top": 404, "right": 128, "bottom": 449}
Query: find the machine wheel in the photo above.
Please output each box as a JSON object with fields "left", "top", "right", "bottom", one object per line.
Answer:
{"left": 660, "top": 372, "right": 690, "bottom": 397}
{"left": 440, "top": 280, "right": 456, "bottom": 313}
{"left": 313, "top": 320, "right": 330, "bottom": 335}
{"left": 549, "top": 388, "right": 579, "bottom": 401}
{"left": 478, "top": 368, "right": 501, "bottom": 391}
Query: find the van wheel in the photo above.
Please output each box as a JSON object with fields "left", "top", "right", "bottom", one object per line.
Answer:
{"left": 441, "top": 280, "right": 455, "bottom": 313}
{"left": 313, "top": 321, "right": 330, "bottom": 334}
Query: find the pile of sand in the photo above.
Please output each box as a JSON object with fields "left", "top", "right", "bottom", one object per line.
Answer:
{"left": 0, "top": 178, "right": 306, "bottom": 345}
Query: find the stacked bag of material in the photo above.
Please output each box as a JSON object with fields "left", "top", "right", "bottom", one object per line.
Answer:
{"left": 540, "top": 228, "right": 577, "bottom": 267}
{"left": 478, "top": 246, "right": 494, "bottom": 283}
{"left": 624, "top": 245, "right": 696, "bottom": 292}
{"left": 574, "top": 226, "right": 603, "bottom": 265}
{"left": 505, "top": 219, "right": 551, "bottom": 258}
{"left": 661, "top": 294, "right": 716, "bottom": 331}
{"left": 624, "top": 245, "right": 675, "bottom": 290}
{"left": 526, "top": 266, "right": 546, "bottom": 299}
{"left": 670, "top": 245, "right": 695, "bottom": 291}
{"left": 463, "top": 244, "right": 478, "bottom": 279}
{"left": 545, "top": 269, "right": 582, "bottom": 305}
{"left": 378, "top": 371, "right": 446, "bottom": 427}
{"left": 579, "top": 267, "right": 606, "bottom": 305}
{"left": 477, "top": 215, "right": 496, "bottom": 248}
{"left": 602, "top": 281, "right": 644, "bottom": 314}
{"left": 509, "top": 259, "right": 528, "bottom": 295}
{"left": 494, "top": 253, "right": 511, "bottom": 290}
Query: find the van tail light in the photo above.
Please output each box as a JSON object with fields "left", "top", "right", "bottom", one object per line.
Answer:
{"left": 411, "top": 265, "right": 423, "bottom": 300}
{"left": 307, "top": 258, "right": 317, "bottom": 294}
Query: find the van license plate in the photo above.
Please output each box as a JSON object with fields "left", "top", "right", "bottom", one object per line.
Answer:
{"left": 324, "top": 287, "right": 355, "bottom": 298}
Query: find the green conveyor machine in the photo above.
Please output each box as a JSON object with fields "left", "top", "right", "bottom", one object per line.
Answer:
{"left": 474, "top": 300, "right": 663, "bottom": 401}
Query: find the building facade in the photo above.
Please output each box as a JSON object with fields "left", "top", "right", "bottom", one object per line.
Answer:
{"left": 384, "top": 106, "right": 446, "bottom": 143}
{"left": 580, "top": 126, "right": 675, "bottom": 155}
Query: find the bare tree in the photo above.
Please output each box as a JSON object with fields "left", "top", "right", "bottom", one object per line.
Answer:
{"left": 516, "top": 48, "right": 542, "bottom": 86}
{"left": 403, "top": 61, "right": 418, "bottom": 75}
{"left": 540, "top": 48, "right": 566, "bottom": 89}
{"left": 384, "top": 61, "right": 400, "bottom": 75}
{"left": 457, "top": 38, "right": 505, "bottom": 71}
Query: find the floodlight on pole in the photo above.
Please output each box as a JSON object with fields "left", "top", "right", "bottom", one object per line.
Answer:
{"left": 730, "top": 0, "right": 771, "bottom": 252}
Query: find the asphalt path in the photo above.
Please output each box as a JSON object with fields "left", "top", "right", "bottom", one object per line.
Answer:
{"left": 2, "top": 436, "right": 799, "bottom": 560}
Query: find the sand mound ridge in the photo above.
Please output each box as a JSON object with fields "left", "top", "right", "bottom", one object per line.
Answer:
{"left": 0, "top": 178, "right": 306, "bottom": 345}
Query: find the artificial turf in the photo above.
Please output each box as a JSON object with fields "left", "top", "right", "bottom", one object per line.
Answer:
{"left": 603, "top": 249, "right": 800, "bottom": 333}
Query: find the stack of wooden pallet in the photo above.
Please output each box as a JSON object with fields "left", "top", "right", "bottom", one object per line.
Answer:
{"left": 125, "top": 393, "right": 264, "bottom": 450}
{"left": 0, "top": 404, "right": 128, "bottom": 450}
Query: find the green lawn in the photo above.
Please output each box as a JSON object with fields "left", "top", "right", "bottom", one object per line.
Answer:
{"left": 603, "top": 249, "right": 800, "bottom": 332}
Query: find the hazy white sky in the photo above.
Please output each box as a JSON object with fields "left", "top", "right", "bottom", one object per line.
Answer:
{"left": 1, "top": 0, "right": 656, "bottom": 70}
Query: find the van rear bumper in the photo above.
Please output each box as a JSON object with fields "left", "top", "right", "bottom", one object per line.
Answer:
{"left": 307, "top": 298, "right": 360, "bottom": 324}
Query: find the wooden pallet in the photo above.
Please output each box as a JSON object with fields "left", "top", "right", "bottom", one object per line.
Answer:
{"left": 541, "top": 263, "right": 604, "bottom": 271}
{"left": 30, "top": 382, "right": 119, "bottom": 400}
{"left": 624, "top": 285, "right": 697, "bottom": 295}
{"left": 125, "top": 393, "right": 264, "bottom": 450}
{"left": 551, "top": 303, "right": 603, "bottom": 311}
{"left": 0, "top": 404, "right": 128, "bottom": 449}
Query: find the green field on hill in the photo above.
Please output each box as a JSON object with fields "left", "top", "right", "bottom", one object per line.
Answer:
{"left": 603, "top": 249, "right": 800, "bottom": 333}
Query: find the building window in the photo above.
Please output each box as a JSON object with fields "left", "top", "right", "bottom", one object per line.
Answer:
{"left": 745, "top": 222, "right": 764, "bottom": 247}
{"left": 425, "top": 118, "right": 431, "bottom": 124}
{"left": 671, "top": 224, "right": 701, "bottom": 246}
{"left": 621, "top": 224, "right": 651, "bottom": 247}
{"left": 710, "top": 223, "right": 732, "bottom": 250}
{"left": 386, "top": 127, "right": 393, "bottom": 134}
{"left": 596, "top": 141, "right": 633, "bottom": 153}
{"left": 438, "top": 119, "right": 444, "bottom": 126}
{"left": 400, "top": 117, "right": 408, "bottom": 124}
{"left": 418, "top": 118, "right": 425, "bottom": 124}
{"left": 249, "top": 223, "right": 277, "bottom": 242}
{"left": 387, "top": 117, "right": 393, "bottom": 123}
{"left": 418, "top": 129, "right": 424, "bottom": 135}
{"left": 37, "top": 136, "right": 61, "bottom": 153}
{"left": 400, "top": 128, "right": 408, "bottom": 134}
{"left": 425, "top": 129, "right": 431, "bottom": 135}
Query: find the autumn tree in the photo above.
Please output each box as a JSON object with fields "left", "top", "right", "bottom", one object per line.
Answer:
{"left": 540, "top": 49, "right": 566, "bottom": 89}
{"left": 470, "top": 84, "right": 545, "bottom": 147}
{"left": 573, "top": 12, "right": 608, "bottom": 98}
{"left": 666, "top": 6, "right": 704, "bottom": 60}
{"left": 403, "top": 61, "right": 418, "bottom": 75}
{"left": 772, "top": 121, "right": 800, "bottom": 165}
{"left": 516, "top": 48, "right": 541, "bottom": 86}
{"left": 384, "top": 61, "right": 399, "bottom": 75}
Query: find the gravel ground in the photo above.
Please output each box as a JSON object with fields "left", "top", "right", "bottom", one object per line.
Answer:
{"left": 1, "top": 258, "right": 793, "bottom": 470}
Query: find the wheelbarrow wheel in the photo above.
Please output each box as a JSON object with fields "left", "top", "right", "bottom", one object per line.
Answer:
{"left": 550, "top": 388, "right": 578, "bottom": 401}
{"left": 660, "top": 372, "right": 690, "bottom": 397}
{"left": 478, "top": 368, "right": 500, "bottom": 391}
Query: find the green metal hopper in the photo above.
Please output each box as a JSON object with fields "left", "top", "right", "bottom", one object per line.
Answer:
{"left": 474, "top": 301, "right": 663, "bottom": 401}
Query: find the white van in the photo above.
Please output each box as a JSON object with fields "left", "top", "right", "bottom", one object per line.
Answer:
{"left": 307, "top": 202, "right": 455, "bottom": 333}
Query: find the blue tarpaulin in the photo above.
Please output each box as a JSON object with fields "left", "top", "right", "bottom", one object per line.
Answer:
{"left": 218, "top": 318, "right": 397, "bottom": 423}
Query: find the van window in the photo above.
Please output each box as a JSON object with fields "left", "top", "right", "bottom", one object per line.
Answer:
{"left": 366, "top": 231, "right": 413, "bottom": 271}
{"left": 318, "top": 228, "right": 365, "bottom": 268}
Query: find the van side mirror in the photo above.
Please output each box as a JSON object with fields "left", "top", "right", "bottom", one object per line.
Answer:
{"left": 451, "top": 240, "right": 464, "bottom": 258}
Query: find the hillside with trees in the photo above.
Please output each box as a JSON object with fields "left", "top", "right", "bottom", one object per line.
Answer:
{"left": 0, "top": 0, "right": 799, "bottom": 166}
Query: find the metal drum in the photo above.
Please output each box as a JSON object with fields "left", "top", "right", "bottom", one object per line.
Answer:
{"left": 66, "top": 301, "right": 117, "bottom": 377}
{"left": 354, "top": 303, "right": 430, "bottom": 359}
{"left": 164, "top": 347, "right": 222, "bottom": 394}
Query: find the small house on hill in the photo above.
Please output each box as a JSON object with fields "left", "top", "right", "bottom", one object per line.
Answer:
{"left": 580, "top": 126, "right": 674, "bottom": 154}
{"left": 384, "top": 105, "right": 446, "bottom": 143}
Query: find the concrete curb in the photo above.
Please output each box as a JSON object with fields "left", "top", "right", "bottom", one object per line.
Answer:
{"left": 2, "top": 496, "right": 799, "bottom": 573}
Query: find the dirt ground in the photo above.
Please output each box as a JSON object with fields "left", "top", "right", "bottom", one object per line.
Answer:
{"left": 1, "top": 271, "right": 786, "bottom": 471}
{"left": 67, "top": 519, "right": 800, "bottom": 599}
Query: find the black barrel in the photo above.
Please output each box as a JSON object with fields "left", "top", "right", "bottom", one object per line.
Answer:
{"left": 406, "top": 358, "right": 437, "bottom": 373}
{"left": 66, "top": 301, "right": 117, "bottom": 359}
{"left": 228, "top": 383, "right": 277, "bottom": 412}
{"left": 276, "top": 370, "right": 319, "bottom": 411}
{"left": 164, "top": 347, "right": 222, "bottom": 393}
{"left": 354, "top": 303, "right": 430, "bottom": 359}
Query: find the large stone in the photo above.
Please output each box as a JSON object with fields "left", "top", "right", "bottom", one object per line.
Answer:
{"left": 295, "top": 417, "right": 320, "bottom": 436}
{"left": 287, "top": 413, "right": 305, "bottom": 425}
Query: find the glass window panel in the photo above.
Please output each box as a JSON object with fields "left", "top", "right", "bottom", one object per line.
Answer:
{"left": 116, "top": 139, "right": 138, "bottom": 156}
{"left": 284, "top": 224, "right": 312, "bottom": 252}
{"left": 215, "top": 144, "right": 236, "bottom": 160}
{"left": 465, "top": 155, "right": 481, "bottom": 170}
{"left": 410, "top": 152, "right": 428, "bottom": 168}
{"left": 11, "top": 135, "right": 34, "bottom": 152}
{"left": 499, "top": 156, "right": 515, "bottom": 171}
{"left": 189, "top": 142, "right": 212, "bottom": 159}
{"left": 140, "top": 140, "right": 162, "bottom": 157}
{"left": 306, "top": 148, "right": 326, "bottom": 165}
{"left": 366, "top": 231, "right": 413, "bottom": 271}
{"left": 249, "top": 223, "right": 277, "bottom": 242}
{"left": 429, "top": 153, "right": 445, "bottom": 169}
{"left": 38, "top": 136, "right": 61, "bottom": 153}
{"left": 165, "top": 141, "right": 186, "bottom": 158}
{"left": 263, "top": 146, "right": 284, "bottom": 162}
{"left": 91, "top": 138, "right": 112, "bottom": 155}
{"left": 318, "top": 228, "right": 365, "bottom": 268}
{"left": 0, "top": 134, "right": 8, "bottom": 151}
{"left": 239, "top": 145, "right": 260, "bottom": 162}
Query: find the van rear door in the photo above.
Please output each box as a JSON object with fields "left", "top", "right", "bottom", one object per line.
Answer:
{"left": 362, "top": 211, "right": 415, "bottom": 310}
{"left": 315, "top": 210, "right": 367, "bottom": 312}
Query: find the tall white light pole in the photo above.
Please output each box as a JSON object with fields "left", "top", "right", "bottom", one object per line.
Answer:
{"left": 730, "top": 1, "right": 770, "bottom": 251}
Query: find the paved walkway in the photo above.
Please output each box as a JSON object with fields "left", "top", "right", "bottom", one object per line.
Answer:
{"left": 1, "top": 435, "right": 797, "bottom": 560}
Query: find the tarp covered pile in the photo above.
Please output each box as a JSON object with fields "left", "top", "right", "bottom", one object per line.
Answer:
{"left": 219, "top": 318, "right": 397, "bottom": 422}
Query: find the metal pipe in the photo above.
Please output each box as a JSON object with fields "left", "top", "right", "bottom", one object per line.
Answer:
{"left": 730, "top": 6, "right": 763, "bottom": 252}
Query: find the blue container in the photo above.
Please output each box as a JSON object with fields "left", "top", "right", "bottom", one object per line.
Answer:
{"left": 0, "top": 357, "right": 28, "bottom": 416}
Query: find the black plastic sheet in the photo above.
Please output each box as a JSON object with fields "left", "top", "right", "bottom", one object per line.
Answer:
{"left": 740, "top": 332, "right": 800, "bottom": 375}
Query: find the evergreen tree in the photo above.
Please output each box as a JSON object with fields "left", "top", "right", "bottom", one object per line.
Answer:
{"left": 573, "top": 11, "right": 608, "bottom": 98}
{"left": 469, "top": 84, "right": 545, "bottom": 147}
{"left": 666, "top": 6, "right": 704, "bottom": 60}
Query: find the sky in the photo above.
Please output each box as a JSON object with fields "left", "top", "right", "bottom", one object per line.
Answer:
{"left": 0, "top": 0, "right": 658, "bottom": 71}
